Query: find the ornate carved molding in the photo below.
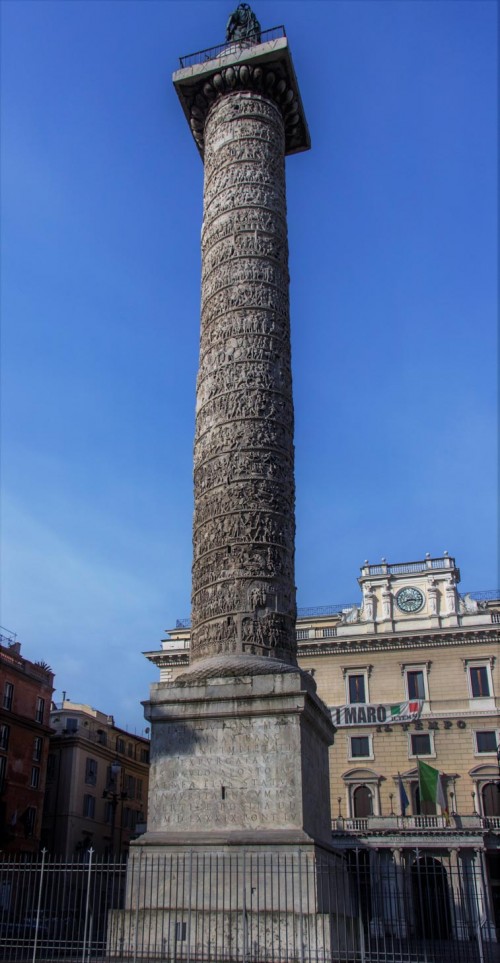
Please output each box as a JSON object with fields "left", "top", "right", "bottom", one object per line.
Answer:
{"left": 187, "top": 65, "right": 304, "bottom": 155}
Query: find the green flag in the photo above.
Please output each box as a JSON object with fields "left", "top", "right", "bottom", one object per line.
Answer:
{"left": 417, "top": 759, "right": 448, "bottom": 819}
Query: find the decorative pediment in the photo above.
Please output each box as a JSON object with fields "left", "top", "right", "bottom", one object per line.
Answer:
{"left": 469, "top": 764, "right": 498, "bottom": 778}
{"left": 342, "top": 767, "right": 381, "bottom": 783}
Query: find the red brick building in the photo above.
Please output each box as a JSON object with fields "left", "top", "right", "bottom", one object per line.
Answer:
{"left": 0, "top": 633, "right": 54, "bottom": 854}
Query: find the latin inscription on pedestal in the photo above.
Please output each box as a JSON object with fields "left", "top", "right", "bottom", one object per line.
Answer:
{"left": 149, "top": 716, "right": 301, "bottom": 832}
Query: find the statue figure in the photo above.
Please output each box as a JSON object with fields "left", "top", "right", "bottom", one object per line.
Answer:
{"left": 459, "top": 592, "right": 479, "bottom": 615}
{"left": 340, "top": 605, "right": 360, "bottom": 625}
{"left": 226, "top": 3, "right": 261, "bottom": 44}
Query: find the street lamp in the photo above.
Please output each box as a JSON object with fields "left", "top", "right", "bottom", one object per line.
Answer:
{"left": 103, "top": 759, "right": 127, "bottom": 857}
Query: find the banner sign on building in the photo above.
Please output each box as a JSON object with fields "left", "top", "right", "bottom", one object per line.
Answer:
{"left": 331, "top": 701, "right": 423, "bottom": 727}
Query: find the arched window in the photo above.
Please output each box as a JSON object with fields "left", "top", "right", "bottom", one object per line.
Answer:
{"left": 482, "top": 782, "right": 500, "bottom": 817}
{"left": 411, "top": 783, "right": 436, "bottom": 816}
{"left": 352, "top": 785, "right": 373, "bottom": 818}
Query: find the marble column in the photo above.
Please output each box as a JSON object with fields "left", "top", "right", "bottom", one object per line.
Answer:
{"left": 191, "top": 89, "right": 296, "bottom": 668}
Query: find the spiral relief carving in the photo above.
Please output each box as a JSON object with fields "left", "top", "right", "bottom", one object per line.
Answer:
{"left": 190, "top": 91, "right": 297, "bottom": 666}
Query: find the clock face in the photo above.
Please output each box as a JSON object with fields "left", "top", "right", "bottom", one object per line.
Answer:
{"left": 396, "top": 586, "right": 425, "bottom": 613}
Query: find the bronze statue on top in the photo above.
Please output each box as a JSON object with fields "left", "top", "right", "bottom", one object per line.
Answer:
{"left": 226, "top": 3, "right": 261, "bottom": 44}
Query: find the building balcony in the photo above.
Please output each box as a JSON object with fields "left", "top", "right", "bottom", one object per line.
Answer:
{"left": 332, "top": 813, "right": 498, "bottom": 836}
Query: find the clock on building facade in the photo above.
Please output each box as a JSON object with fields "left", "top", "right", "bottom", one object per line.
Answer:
{"left": 396, "top": 586, "right": 425, "bottom": 613}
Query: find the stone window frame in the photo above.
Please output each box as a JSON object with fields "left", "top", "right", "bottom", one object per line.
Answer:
{"left": 463, "top": 658, "right": 495, "bottom": 702}
{"left": 0, "top": 723, "right": 9, "bottom": 752}
{"left": 3, "top": 682, "right": 13, "bottom": 711}
{"left": 400, "top": 661, "right": 431, "bottom": 705}
{"left": 25, "top": 806, "right": 36, "bottom": 836}
{"left": 348, "top": 733, "right": 374, "bottom": 762}
{"left": 83, "top": 793, "right": 96, "bottom": 819}
{"left": 342, "top": 767, "right": 382, "bottom": 818}
{"left": 342, "top": 665, "right": 372, "bottom": 705}
{"left": 408, "top": 730, "right": 435, "bottom": 759}
{"left": 85, "top": 757, "right": 98, "bottom": 786}
{"left": 35, "top": 697, "right": 45, "bottom": 724}
{"left": 469, "top": 764, "right": 499, "bottom": 817}
{"left": 473, "top": 729, "right": 499, "bottom": 757}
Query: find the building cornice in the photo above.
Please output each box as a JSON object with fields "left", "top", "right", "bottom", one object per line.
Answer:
{"left": 298, "top": 627, "right": 499, "bottom": 658}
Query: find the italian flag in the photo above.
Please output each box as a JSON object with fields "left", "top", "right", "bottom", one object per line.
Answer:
{"left": 418, "top": 759, "right": 450, "bottom": 822}
{"left": 389, "top": 701, "right": 420, "bottom": 719}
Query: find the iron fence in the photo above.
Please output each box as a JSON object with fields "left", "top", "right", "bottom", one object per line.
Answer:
{"left": 179, "top": 27, "right": 286, "bottom": 69}
{"left": 0, "top": 847, "right": 498, "bottom": 962}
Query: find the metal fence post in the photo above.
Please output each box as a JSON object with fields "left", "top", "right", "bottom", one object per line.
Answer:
{"left": 242, "top": 851, "right": 247, "bottom": 963}
{"left": 81, "top": 847, "right": 94, "bottom": 963}
{"left": 133, "top": 848, "right": 142, "bottom": 963}
{"left": 32, "top": 848, "right": 46, "bottom": 963}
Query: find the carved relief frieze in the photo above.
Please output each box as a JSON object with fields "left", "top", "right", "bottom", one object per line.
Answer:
{"left": 193, "top": 510, "right": 294, "bottom": 560}
{"left": 202, "top": 208, "right": 287, "bottom": 248}
{"left": 190, "top": 89, "right": 296, "bottom": 662}
{"left": 194, "top": 420, "right": 293, "bottom": 467}
{"left": 198, "top": 334, "right": 289, "bottom": 373}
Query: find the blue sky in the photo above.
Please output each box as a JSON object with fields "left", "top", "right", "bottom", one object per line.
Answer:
{"left": 1, "top": 0, "right": 497, "bottom": 733}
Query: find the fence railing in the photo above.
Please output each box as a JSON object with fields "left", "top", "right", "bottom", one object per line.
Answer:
{"left": 334, "top": 814, "right": 494, "bottom": 834}
{"left": 0, "top": 847, "right": 497, "bottom": 962}
{"left": 179, "top": 26, "right": 286, "bottom": 69}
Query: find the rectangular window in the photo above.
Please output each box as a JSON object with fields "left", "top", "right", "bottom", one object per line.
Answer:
{"left": 33, "top": 737, "right": 42, "bottom": 762}
{"left": 97, "top": 730, "right": 107, "bottom": 745}
{"left": 410, "top": 733, "right": 432, "bottom": 756}
{"left": 65, "top": 717, "right": 78, "bottom": 732}
{"left": 116, "top": 737, "right": 125, "bottom": 754}
{"left": 0, "top": 755, "right": 6, "bottom": 790}
{"left": 136, "top": 779, "right": 143, "bottom": 801}
{"left": 31, "top": 766, "right": 40, "bottom": 789}
{"left": 407, "top": 670, "right": 426, "bottom": 700}
{"left": 47, "top": 754, "right": 56, "bottom": 781}
{"left": 140, "top": 748, "right": 149, "bottom": 764}
{"left": 350, "top": 736, "right": 371, "bottom": 758}
{"left": 83, "top": 794, "right": 95, "bottom": 819}
{"left": 127, "top": 743, "right": 134, "bottom": 758}
{"left": 35, "top": 697, "right": 45, "bottom": 723}
{"left": 3, "top": 682, "right": 14, "bottom": 711}
{"left": 85, "top": 758, "right": 98, "bottom": 785}
{"left": 476, "top": 731, "right": 498, "bottom": 754}
{"left": 348, "top": 675, "right": 366, "bottom": 704}
{"left": 126, "top": 775, "right": 136, "bottom": 799}
{"left": 0, "top": 724, "right": 10, "bottom": 751}
{"left": 25, "top": 807, "right": 36, "bottom": 836}
{"left": 104, "top": 801, "right": 113, "bottom": 823}
{"left": 469, "top": 666, "right": 490, "bottom": 698}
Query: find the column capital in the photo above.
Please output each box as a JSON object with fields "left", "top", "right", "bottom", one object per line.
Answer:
{"left": 173, "top": 36, "right": 310, "bottom": 159}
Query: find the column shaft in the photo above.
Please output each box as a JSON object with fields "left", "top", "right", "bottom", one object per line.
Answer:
{"left": 191, "top": 91, "right": 296, "bottom": 666}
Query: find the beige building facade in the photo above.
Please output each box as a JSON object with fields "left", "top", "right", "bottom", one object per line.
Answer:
{"left": 42, "top": 701, "right": 150, "bottom": 857}
{"left": 146, "top": 555, "right": 500, "bottom": 938}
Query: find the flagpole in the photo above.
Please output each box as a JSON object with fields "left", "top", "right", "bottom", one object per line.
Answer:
{"left": 416, "top": 755, "right": 421, "bottom": 814}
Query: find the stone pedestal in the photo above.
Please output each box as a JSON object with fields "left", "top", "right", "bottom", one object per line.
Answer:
{"left": 109, "top": 665, "right": 357, "bottom": 961}
{"left": 141, "top": 662, "right": 333, "bottom": 845}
